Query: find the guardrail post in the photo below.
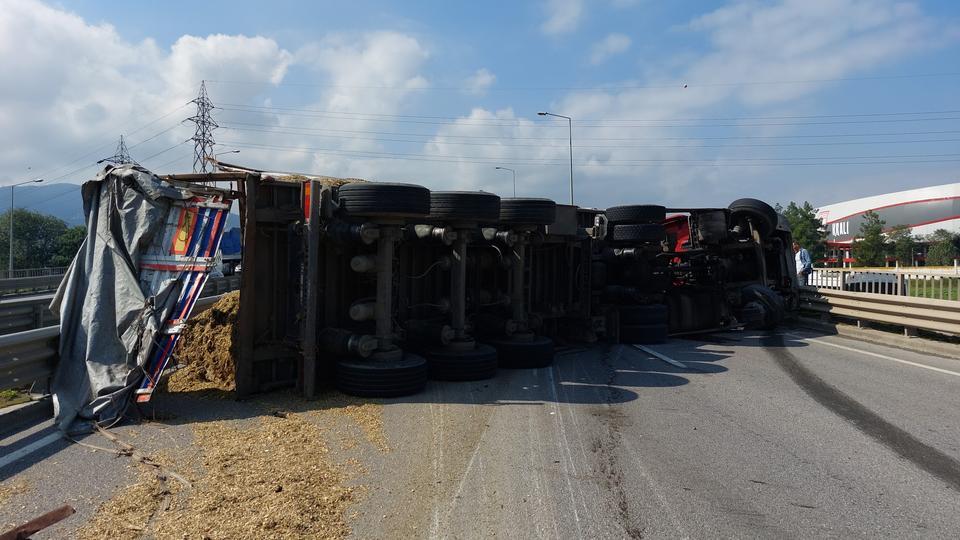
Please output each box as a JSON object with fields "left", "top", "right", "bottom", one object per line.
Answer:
{"left": 839, "top": 270, "right": 848, "bottom": 291}
{"left": 896, "top": 273, "right": 905, "bottom": 296}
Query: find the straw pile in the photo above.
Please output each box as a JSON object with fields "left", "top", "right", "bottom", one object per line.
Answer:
{"left": 167, "top": 291, "right": 239, "bottom": 393}
{"left": 79, "top": 413, "right": 355, "bottom": 539}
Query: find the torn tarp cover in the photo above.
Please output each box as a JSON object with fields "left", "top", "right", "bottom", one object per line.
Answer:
{"left": 50, "top": 164, "right": 233, "bottom": 431}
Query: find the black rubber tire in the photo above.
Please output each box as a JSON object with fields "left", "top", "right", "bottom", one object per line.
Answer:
{"left": 605, "top": 205, "right": 666, "bottom": 225}
{"left": 619, "top": 304, "right": 668, "bottom": 325}
{"left": 489, "top": 335, "right": 554, "bottom": 369}
{"left": 499, "top": 198, "right": 557, "bottom": 225}
{"left": 429, "top": 191, "right": 501, "bottom": 223}
{"left": 729, "top": 198, "right": 777, "bottom": 239}
{"left": 741, "top": 284, "right": 785, "bottom": 330}
{"left": 337, "top": 182, "right": 431, "bottom": 218}
{"left": 611, "top": 224, "right": 666, "bottom": 243}
{"left": 619, "top": 323, "right": 668, "bottom": 344}
{"left": 425, "top": 344, "right": 498, "bottom": 381}
{"left": 335, "top": 353, "right": 428, "bottom": 397}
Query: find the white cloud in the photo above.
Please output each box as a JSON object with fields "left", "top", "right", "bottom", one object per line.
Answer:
{"left": 0, "top": 0, "right": 294, "bottom": 184}
{"left": 682, "top": 0, "right": 943, "bottom": 105}
{"left": 541, "top": 0, "right": 583, "bottom": 35}
{"left": 590, "top": 33, "right": 632, "bottom": 65}
{"left": 2, "top": 0, "right": 957, "bottom": 214}
{"left": 464, "top": 68, "right": 496, "bottom": 95}
{"left": 410, "top": 0, "right": 958, "bottom": 208}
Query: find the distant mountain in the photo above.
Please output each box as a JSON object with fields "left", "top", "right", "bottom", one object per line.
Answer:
{"left": 1, "top": 182, "right": 240, "bottom": 228}
{"left": 2, "top": 183, "right": 85, "bottom": 226}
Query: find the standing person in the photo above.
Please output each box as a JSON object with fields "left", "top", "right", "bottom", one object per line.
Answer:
{"left": 794, "top": 241, "right": 812, "bottom": 286}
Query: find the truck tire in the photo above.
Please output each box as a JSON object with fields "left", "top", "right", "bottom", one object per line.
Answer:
{"left": 425, "top": 344, "right": 498, "bottom": 381}
{"left": 499, "top": 198, "right": 557, "bottom": 225}
{"left": 605, "top": 205, "right": 666, "bottom": 225}
{"left": 611, "top": 224, "right": 666, "bottom": 243}
{"left": 619, "top": 323, "right": 668, "bottom": 344}
{"left": 429, "top": 191, "right": 501, "bottom": 223}
{"left": 729, "top": 198, "right": 777, "bottom": 239}
{"left": 619, "top": 304, "right": 668, "bottom": 325}
{"left": 489, "top": 335, "right": 554, "bottom": 368}
{"left": 337, "top": 183, "right": 431, "bottom": 218}
{"left": 335, "top": 353, "right": 428, "bottom": 397}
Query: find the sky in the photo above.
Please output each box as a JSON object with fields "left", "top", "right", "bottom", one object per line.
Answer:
{"left": 1, "top": 0, "right": 959, "bottom": 215}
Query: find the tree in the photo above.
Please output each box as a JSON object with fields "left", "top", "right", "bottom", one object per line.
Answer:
{"left": 0, "top": 209, "right": 71, "bottom": 270}
{"left": 851, "top": 210, "right": 885, "bottom": 267}
{"left": 885, "top": 224, "right": 916, "bottom": 266}
{"left": 925, "top": 229, "right": 959, "bottom": 266}
{"left": 780, "top": 201, "right": 827, "bottom": 261}
{"left": 51, "top": 225, "right": 87, "bottom": 267}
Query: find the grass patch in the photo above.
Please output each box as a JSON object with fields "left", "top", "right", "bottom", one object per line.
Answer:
{"left": 0, "top": 388, "right": 31, "bottom": 408}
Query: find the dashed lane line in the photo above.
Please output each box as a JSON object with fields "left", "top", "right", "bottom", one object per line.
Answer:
{"left": 632, "top": 344, "right": 689, "bottom": 370}
{"left": 0, "top": 432, "right": 62, "bottom": 470}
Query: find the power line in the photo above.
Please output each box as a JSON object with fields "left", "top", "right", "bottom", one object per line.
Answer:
{"left": 216, "top": 120, "right": 960, "bottom": 142}
{"left": 222, "top": 141, "right": 960, "bottom": 168}
{"left": 218, "top": 139, "right": 960, "bottom": 166}
{"left": 218, "top": 105, "right": 960, "bottom": 128}
{"left": 10, "top": 103, "right": 190, "bottom": 187}
{"left": 219, "top": 124, "right": 960, "bottom": 150}
{"left": 221, "top": 102, "right": 960, "bottom": 122}
{"left": 24, "top": 140, "right": 192, "bottom": 212}
{"left": 205, "top": 70, "right": 960, "bottom": 91}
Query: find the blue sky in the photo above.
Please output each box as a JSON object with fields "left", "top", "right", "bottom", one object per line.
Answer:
{"left": 2, "top": 0, "right": 959, "bottom": 213}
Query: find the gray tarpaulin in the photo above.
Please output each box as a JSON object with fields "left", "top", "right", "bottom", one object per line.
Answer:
{"left": 50, "top": 165, "right": 195, "bottom": 432}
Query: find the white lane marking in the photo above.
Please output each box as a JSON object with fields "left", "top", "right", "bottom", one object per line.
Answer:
{"left": 784, "top": 332, "right": 960, "bottom": 378}
{"left": 0, "top": 432, "right": 62, "bottom": 469}
{"left": 546, "top": 366, "right": 585, "bottom": 540}
{"left": 633, "top": 344, "right": 689, "bottom": 369}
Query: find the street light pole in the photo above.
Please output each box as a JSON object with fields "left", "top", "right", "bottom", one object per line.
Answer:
{"left": 494, "top": 166, "right": 517, "bottom": 197}
{"left": 212, "top": 150, "right": 241, "bottom": 172}
{"left": 537, "top": 111, "right": 573, "bottom": 205}
{"left": 8, "top": 178, "right": 44, "bottom": 274}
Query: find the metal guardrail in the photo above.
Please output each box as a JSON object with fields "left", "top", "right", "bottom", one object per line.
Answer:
{"left": 800, "top": 286, "right": 960, "bottom": 336}
{"left": 0, "top": 278, "right": 240, "bottom": 392}
{"left": 0, "top": 275, "right": 66, "bottom": 296}
{"left": 0, "top": 275, "right": 240, "bottom": 336}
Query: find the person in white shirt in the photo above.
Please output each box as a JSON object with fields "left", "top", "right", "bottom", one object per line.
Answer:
{"left": 793, "top": 241, "right": 812, "bottom": 285}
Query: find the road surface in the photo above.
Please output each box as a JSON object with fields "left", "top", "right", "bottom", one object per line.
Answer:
{"left": 3, "top": 328, "right": 959, "bottom": 538}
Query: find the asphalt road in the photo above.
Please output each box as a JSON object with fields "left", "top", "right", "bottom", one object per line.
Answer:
{"left": 3, "top": 328, "right": 960, "bottom": 538}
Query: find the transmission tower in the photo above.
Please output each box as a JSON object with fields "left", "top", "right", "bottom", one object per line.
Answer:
{"left": 99, "top": 135, "right": 137, "bottom": 165}
{"left": 188, "top": 80, "right": 218, "bottom": 173}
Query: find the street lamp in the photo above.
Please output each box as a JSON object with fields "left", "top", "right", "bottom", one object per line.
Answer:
{"left": 212, "top": 150, "right": 240, "bottom": 172}
{"left": 537, "top": 111, "right": 573, "bottom": 205}
{"left": 8, "top": 178, "right": 43, "bottom": 274}
{"left": 494, "top": 167, "right": 517, "bottom": 197}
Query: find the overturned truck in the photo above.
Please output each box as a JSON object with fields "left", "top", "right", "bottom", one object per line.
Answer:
{"left": 219, "top": 172, "right": 798, "bottom": 399}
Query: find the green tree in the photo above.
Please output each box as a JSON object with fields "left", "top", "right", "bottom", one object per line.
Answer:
{"left": 885, "top": 224, "right": 917, "bottom": 266}
{"left": 780, "top": 201, "right": 826, "bottom": 261}
{"left": 50, "top": 225, "right": 87, "bottom": 267}
{"left": 851, "top": 210, "right": 886, "bottom": 267}
{"left": 0, "top": 209, "right": 72, "bottom": 270}
{"left": 925, "top": 229, "right": 959, "bottom": 266}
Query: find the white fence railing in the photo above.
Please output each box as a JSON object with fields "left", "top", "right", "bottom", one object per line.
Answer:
{"left": 0, "top": 267, "right": 69, "bottom": 280}
{"left": 810, "top": 269, "right": 960, "bottom": 301}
